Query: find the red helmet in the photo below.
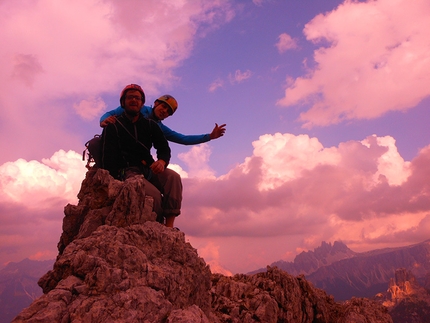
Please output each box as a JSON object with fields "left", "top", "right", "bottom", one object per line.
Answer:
{"left": 120, "top": 84, "right": 145, "bottom": 106}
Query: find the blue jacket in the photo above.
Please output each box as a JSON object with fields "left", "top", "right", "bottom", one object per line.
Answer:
{"left": 100, "top": 105, "right": 211, "bottom": 145}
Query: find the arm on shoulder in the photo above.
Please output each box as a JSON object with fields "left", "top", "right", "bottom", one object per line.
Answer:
{"left": 100, "top": 106, "right": 124, "bottom": 126}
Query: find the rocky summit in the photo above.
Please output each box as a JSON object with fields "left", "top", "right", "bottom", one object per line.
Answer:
{"left": 13, "top": 168, "right": 392, "bottom": 323}
{"left": 374, "top": 268, "right": 430, "bottom": 323}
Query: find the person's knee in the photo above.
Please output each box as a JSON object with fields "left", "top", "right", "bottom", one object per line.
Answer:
{"left": 166, "top": 169, "right": 182, "bottom": 188}
{"left": 164, "top": 168, "right": 181, "bottom": 180}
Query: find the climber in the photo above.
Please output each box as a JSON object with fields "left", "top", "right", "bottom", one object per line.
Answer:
{"left": 100, "top": 94, "right": 226, "bottom": 145}
{"left": 101, "top": 84, "right": 182, "bottom": 228}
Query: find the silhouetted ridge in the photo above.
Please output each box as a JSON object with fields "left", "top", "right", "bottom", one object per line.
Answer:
{"left": 250, "top": 240, "right": 357, "bottom": 276}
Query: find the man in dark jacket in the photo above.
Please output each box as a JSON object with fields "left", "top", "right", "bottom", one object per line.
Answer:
{"left": 102, "top": 84, "right": 182, "bottom": 227}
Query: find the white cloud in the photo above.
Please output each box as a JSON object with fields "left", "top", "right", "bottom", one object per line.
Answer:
{"left": 361, "top": 135, "right": 411, "bottom": 186}
{"left": 0, "top": 150, "right": 87, "bottom": 206}
{"left": 178, "top": 144, "right": 216, "bottom": 179}
{"left": 167, "top": 163, "right": 189, "bottom": 179}
{"left": 247, "top": 133, "right": 340, "bottom": 190}
{"left": 278, "top": 0, "right": 430, "bottom": 127}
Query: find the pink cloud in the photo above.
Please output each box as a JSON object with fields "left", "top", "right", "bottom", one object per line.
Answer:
{"left": 0, "top": 0, "right": 234, "bottom": 165}
{"left": 0, "top": 150, "right": 86, "bottom": 205}
{"left": 0, "top": 134, "right": 428, "bottom": 273}
{"left": 178, "top": 133, "right": 427, "bottom": 271}
{"left": 278, "top": 0, "right": 430, "bottom": 128}
{"left": 73, "top": 97, "right": 107, "bottom": 121}
{"left": 229, "top": 69, "right": 252, "bottom": 84}
{"left": 275, "top": 33, "right": 298, "bottom": 53}
{"left": 0, "top": 150, "right": 86, "bottom": 266}
{"left": 11, "top": 54, "right": 44, "bottom": 87}
{"left": 210, "top": 68, "right": 253, "bottom": 91}
{"left": 178, "top": 144, "right": 216, "bottom": 178}
{"left": 181, "top": 134, "right": 415, "bottom": 230}
{"left": 208, "top": 78, "right": 224, "bottom": 92}
{"left": 197, "top": 241, "right": 233, "bottom": 276}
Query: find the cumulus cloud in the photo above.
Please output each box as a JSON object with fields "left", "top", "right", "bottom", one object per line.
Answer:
{"left": 278, "top": 0, "right": 430, "bottom": 128}
{"left": 178, "top": 144, "right": 216, "bottom": 179}
{"left": 275, "top": 33, "right": 298, "bottom": 53}
{"left": 179, "top": 133, "right": 427, "bottom": 271}
{"left": 0, "top": 150, "right": 87, "bottom": 206}
{"left": 0, "top": 134, "right": 428, "bottom": 273}
{"left": 249, "top": 133, "right": 340, "bottom": 190}
{"left": 0, "top": 150, "right": 87, "bottom": 266}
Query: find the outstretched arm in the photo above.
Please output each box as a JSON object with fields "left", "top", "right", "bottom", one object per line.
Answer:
{"left": 158, "top": 122, "right": 226, "bottom": 145}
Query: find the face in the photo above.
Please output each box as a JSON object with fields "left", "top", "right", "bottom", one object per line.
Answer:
{"left": 123, "top": 90, "right": 144, "bottom": 116}
{"left": 153, "top": 101, "right": 173, "bottom": 120}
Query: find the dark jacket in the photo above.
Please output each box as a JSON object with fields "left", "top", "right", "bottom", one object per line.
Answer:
{"left": 101, "top": 113, "right": 171, "bottom": 179}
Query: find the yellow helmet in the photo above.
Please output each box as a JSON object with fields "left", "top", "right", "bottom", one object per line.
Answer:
{"left": 156, "top": 94, "right": 178, "bottom": 115}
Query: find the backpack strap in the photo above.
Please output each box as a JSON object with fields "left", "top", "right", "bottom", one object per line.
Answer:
{"left": 115, "top": 117, "right": 150, "bottom": 152}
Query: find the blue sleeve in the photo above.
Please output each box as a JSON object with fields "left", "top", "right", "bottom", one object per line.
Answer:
{"left": 100, "top": 106, "right": 124, "bottom": 123}
{"left": 159, "top": 122, "right": 211, "bottom": 145}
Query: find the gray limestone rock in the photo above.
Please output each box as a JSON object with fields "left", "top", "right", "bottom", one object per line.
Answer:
{"left": 13, "top": 168, "right": 392, "bottom": 323}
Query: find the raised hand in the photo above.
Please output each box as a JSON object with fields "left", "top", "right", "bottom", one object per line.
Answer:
{"left": 209, "top": 123, "right": 226, "bottom": 140}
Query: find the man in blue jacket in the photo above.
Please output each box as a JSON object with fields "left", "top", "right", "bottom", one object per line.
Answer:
{"left": 100, "top": 94, "right": 226, "bottom": 144}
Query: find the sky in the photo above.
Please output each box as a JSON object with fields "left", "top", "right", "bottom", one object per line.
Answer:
{"left": 0, "top": 0, "right": 429, "bottom": 275}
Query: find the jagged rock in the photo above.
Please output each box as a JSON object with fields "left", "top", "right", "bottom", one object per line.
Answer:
{"left": 13, "top": 169, "right": 393, "bottom": 323}
{"left": 58, "top": 168, "right": 155, "bottom": 254}
{"left": 211, "top": 267, "right": 391, "bottom": 323}
{"left": 374, "top": 268, "right": 430, "bottom": 323}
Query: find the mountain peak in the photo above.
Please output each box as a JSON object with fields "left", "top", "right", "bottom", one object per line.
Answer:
{"left": 374, "top": 268, "right": 430, "bottom": 322}
{"left": 259, "top": 240, "right": 356, "bottom": 277}
{"left": 12, "top": 169, "right": 392, "bottom": 323}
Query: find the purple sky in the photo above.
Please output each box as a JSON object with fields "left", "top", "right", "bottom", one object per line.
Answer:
{"left": 1, "top": 0, "right": 429, "bottom": 274}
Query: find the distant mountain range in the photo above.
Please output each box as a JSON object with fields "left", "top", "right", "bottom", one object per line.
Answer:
{"left": 250, "top": 239, "right": 430, "bottom": 301}
{"left": 0, "top": 258, "right": 54, "bottom": 323}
